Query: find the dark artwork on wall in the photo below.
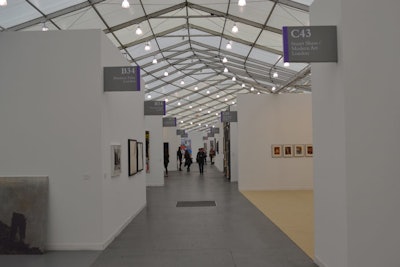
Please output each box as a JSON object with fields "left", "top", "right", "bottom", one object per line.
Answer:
{"left": 0, "top": 177, "right": 48, "bottom": 254}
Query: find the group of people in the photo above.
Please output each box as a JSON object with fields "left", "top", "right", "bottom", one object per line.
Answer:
{"left": 168, "top": 146, "right": 216, "bottom": 174}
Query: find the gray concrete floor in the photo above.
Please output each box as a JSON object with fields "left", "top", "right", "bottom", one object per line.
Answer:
{"left": 0, "top": 164, "right": 317, "bottom": 267}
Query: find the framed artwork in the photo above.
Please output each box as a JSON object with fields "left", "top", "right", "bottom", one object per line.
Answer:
{"left": 305, "top": 144, "right": 313, "bottom": 157}
{"left": 294, "top": 144, "right": 305, "bottom": 157}
{"left": 128, "top": 139, "right": 138, "bottom": 176}
{"left": 271, "top": 145, "right": 282, "bottom": 158}
{"left": 283, "top": 145, "right": 293, "bottom": 157}
{"left": 137, "top": 142, "right": 144, "bottom": 172}
{"left": 111, "top": 144, "right": 121, "bottom": 177}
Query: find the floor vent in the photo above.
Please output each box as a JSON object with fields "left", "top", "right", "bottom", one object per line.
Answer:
{"left": 176, "top": 201, "right": 216, "bottom": 207}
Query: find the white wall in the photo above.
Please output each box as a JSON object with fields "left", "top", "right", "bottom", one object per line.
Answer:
{"left": 214, "top": 122, "right": 224, "bottom": 172}
{"left": 145, "top": 116, "right": 164, "bottom": 186}
{"left": 311, "top": 1, "right": 400, "bottom": 266}
{"left": 0, "top": 30, "right": 146, "bottom": 250}
{"left": 237, "top": 94, "right": 313, "bottom": 191}
{"left": 101, "top": 33, "right": 146, "bottom": 247}
{"left": 163, "top": 126, "right": 180, "bottom": 171}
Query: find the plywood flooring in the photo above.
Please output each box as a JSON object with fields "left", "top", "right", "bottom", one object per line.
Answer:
{"left": 241, "top": 190, "right": 314, "bottom": 258}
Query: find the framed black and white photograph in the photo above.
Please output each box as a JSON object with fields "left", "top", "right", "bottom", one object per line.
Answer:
{"left": 305, "top": 144, "right": 313, "bottom": 157}
{"left": 271, "top": 145, "right": 282, "bottom": 158}
{"left": 111, "top": 144, "right": 121, "bottom": 177}
{"left": 128, "top": 139, "right": 137, "bottom": 176}
{"left": 137, "top": 142, "right": 144, "bottom": 172}
{"left": 294, "top": 144, "right": 305, "bottom": 157}
{"left": 283, "top": 145, "right": 293, "bottom": 157}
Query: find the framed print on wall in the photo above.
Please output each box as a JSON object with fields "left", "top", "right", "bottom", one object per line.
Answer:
{"left": 294, "top": 144, "right": 305, "bottom": 157}
{"left": 128, "top": 139, "right": 138, "bottom": 176}
{"left": 283, "top": 145, "right": 293, "bottom": 157}
{"left": 271, "top": 145, "right": 282, "bottom": 158}
{"left": 111, "top": 144, "right": 121, "bottom": 177}
{"left": 137, "top": 142, "right": 144, "bottom": 172}
{"left": 305, "top": 144, "right": 313, "bottom": 157}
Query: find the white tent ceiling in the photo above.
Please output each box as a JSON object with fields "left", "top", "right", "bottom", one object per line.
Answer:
{"left": 0, "top": 0, "right": 314, "bottom": 132}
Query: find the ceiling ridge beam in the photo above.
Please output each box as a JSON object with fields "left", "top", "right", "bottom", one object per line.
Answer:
{"left": 187, "top": 2, "right": 282, "bottom": 34}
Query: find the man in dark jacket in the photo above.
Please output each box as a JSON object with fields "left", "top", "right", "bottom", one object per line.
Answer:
{"left": 196, "top": 148, "right": 206, "bottom": 174}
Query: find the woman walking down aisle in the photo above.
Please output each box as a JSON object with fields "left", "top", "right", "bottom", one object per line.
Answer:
{"left": 177, "top": 146, "right": 183, "bottom": 171}
{"left": 184, "top": 149, "right": 192, "bottom": 172}
{"left": 196, "top": 148, "right": 206, "bottom": 174}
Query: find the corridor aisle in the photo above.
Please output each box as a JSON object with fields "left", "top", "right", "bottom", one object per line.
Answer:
{"left": 91, "top": 165, "right": 316, "bottom": 267}
{"left": 0, "top": 164, "right": 316, "bottom": 267}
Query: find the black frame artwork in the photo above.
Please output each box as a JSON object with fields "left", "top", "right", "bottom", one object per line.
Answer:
{"left": 137, "top": 142, "right": 144, "bottom": 172}
{"left": 128, "top": 139, "right": 138, "bottom": 176}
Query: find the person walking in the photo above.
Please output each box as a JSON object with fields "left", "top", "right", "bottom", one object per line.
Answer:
{"left": 184, "top": 149, "right": 192, "bottom": 172}
{"left": 164, "top": 150, "right": 169, "bottom": 177}
{"left": 177, "top": 146, "right": 183, "bottom": 171}
{"left": 196, "top": 148, "right": 206, "bottom": 174}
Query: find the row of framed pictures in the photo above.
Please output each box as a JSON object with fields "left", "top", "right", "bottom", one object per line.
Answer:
{"left": 272, "top": 144, "right": 313, "bottom": 158}
{"left": 111, "top": 139, "right": 144, "bottom": 177}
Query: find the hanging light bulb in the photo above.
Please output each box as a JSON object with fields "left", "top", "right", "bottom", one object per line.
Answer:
{"left": 0, "top": 0, "right": 7, "bottom": 6}
{"left": 284, "top": 62, "right": 290, "bottom": 67}
{"left": 144, "top": 42, "right": 151, "bottom": 51}
{"left": 273, "top": 71, "right": 278, "bottom": 78}
{"left": 232, "top": 23, "right": 238, "bottom": 33}
{"left": 42, "top": 22, "right": 49, "bottom": 32}
{"left": 238, "top": 0, "right": 246, "bottom": 7}
{"left": 226, "top": 41, "right": 232, "bottom": 49}
{"left": 224, "top": 67, "right": 228, "bottom": 73}
{"left": 222, "top": 57, "right": 228, "bottom": 63}
{"left": 121, "top": 0, "right": 130, "bottom": 8}
{"left": 136, "top": 25, "right": 143, "bottom": 35}
{"left": 152, "top": 57, "right": 157, "bottom": 64}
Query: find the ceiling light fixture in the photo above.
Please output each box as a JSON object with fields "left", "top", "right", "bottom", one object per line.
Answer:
{"left": 122, "top": 0, "right": 130, "bottom": 9}
{"left": 242, "top": 83, "right": 245, "bottom": 88}
{"left": 189, "top": 105, "right": 192, "bottom": 109}
{"left": 232, "top": 76, "right": 236, "bottom": 81}
{"left": 257, "top": 92, "right": 261, "bottom": 95}
{"left": 164, "top": 71, "right": 169, "bottom": 76}
{"left": 272, "top": 86, "right": 276, "bottom": 92}
{"left": 222, "top": 57, "right": 228, "bottom": 63}
{"left": 194, "top": 86, "right": 198, "bottom": 90}
{"left": 136, "top": 25, "right": 143, "bottom": 35}
{"left": 199, "top": 108, "right": 202, "bottom": 111}
{"left": 232, "top": 23, "right": 238, "bottom": 33}
{"left": 144, "top": 42, "right": 151, "bottom": 51}
{"left": 165, "top": 98, "right": 168, "bottom": 102}
{"left": 273, "top": 71, "right": 278, "bottom": 78}
{"left": 178, "top": 102, "right": 181, "bottom": 106}
{"left": 147, "top": 95, "right": 152, "bottom": 99}
{"left": 216, "top": 94, "right": 220, "bottom": 98}
{"left": 152, "top": 57, "right": 157, "bottom": 64}
{"left": 238, "top": 0, "right": 246, "bottom": 7}
{"left": 224, "top": 98, "right": 228, "bottom": 101}
{"left": 284, "top": 62, "right": 290, "bottom": 67}
{"left": 224, "top": 67, "right": 228, "bottom": 73}
{"left": 0, "top": 0, "right": 7, "bottom": 7}
{"left": 180, "top": 80, "right": 185, "bottom": 85}
{"left": 251, "top": 86, "right": 255, "bottom": 91}
{"left": 42, "top": 22, "right": 49, "bottom": 32}
{"left": 226, "top": 41, "right": 232, "bottom": 49}
{"left": 207, "top": 90, "right": 210, "bottom": 94}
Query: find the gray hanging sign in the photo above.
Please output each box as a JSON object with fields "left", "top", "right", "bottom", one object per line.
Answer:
{"left": 104, "top": 66, "right": 141, "bottom": 91}
{"left": 144, "top": 101, "right": 166, "bottom": 115}
{"left": 283, "top": 26, "right": 338, "bottom": 62}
